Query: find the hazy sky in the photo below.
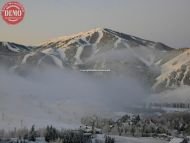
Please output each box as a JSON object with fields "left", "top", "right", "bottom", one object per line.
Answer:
{"left": 0, "top": 0, "right": 190, "bottom": 48}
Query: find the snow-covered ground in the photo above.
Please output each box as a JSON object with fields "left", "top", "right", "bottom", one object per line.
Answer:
{"left": 94, "top": 135, "right": 169, "bottom": 143}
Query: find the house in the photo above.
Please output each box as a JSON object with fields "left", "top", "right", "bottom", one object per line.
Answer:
{"left": 79, "top": 125, "right": 102, "bottom": 134}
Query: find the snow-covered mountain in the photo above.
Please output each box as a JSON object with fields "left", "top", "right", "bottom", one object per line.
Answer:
{"left": 0, "top": 28, "right": 189, "bottom": 91}
{"left": 38, "top": 28, "right": 174, "bottom": 68}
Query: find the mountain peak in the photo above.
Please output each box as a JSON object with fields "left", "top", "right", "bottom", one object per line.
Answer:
{"left": 39, "top": 28, "right": 174, "bottom": 54}
{"left": 40, "top": 28, "right": 105, "bottom": 46}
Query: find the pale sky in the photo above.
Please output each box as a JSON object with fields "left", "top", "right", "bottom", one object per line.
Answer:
{"left": 0, "top": 0, "right": 190, "bottom": 48}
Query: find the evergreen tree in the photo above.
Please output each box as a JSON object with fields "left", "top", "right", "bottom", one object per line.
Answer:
{"left": 28, "top": 125, "right": 37, "bottom": 141}
{"left": 45, "top": 125, "right": 58, "bottom": 142}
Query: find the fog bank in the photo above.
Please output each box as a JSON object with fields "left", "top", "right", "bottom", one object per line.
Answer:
{"left": 0, "top": 67, "right": 148, "bottom": 129}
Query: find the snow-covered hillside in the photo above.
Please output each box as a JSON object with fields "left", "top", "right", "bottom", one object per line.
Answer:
{"left": 154, "top": 48, "right": 190, "bottom": 91}
{"left": 0, "top": 42, "right": 31, "bottom": 53}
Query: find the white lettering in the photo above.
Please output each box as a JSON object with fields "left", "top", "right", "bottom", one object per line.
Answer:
{"left": 4, "top": 10, "right": 21, "bottom": 17}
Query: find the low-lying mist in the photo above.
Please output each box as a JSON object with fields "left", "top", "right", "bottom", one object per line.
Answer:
{"left": 0, "top": 66, "right": 148, "bottom": 129}
{"left": 148, "top": 86, "right": 190, "bottom": 104}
